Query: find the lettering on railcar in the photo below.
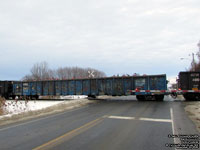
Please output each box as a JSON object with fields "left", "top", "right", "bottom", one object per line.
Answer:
{"left": 191, "top": 73, "right": 199, "bottom": 77}
{"left": 192, "top": 78, "right": 200, "bottom": 82}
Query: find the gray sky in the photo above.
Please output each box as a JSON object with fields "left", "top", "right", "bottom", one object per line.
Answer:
{"left": 0, "top": 0, "right": 200, "bottom": 80}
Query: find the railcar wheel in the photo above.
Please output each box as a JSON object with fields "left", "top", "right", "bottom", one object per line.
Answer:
{"left": 195, "top": 94, "right": 200, "bottom": 101}
{"left": 12, "top": 95, "right": 16, "bottom": 100}
{"left": 145, "top": 95, "right": 154, "bottom": 101}
{"left": 155, "top": 95, "right": 164, "bottom": 101}
{"left": 88, "top": 95, "right": 96, "bottom": 100}
{"left": 35, "top": 95, "right": 39, "bottom": 100}
{"left": 136, "top": 95, "right": 145, "bottom": 101}
{"left": 184, "top": 93, "right": 200, "bottom": 101}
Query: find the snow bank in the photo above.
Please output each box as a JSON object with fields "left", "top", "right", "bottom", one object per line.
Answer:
{"left": 60, "top": 95, "right": 88, "bottom": 99}
{"left": 0, "top": 99, "right": 96, "bottom": 126}
{"left": 39, "top": 95, "right": 88, "bottom": 100}
{"left": 0, "top": 100, "right": 63, "bottom": 119}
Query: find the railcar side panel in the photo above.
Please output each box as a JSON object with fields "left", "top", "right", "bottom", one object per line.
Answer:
{"left": 55, "top": 81, "right": 62, "bottom": 96}
{"left": 149, "top": 76, "right": 167, "bottom": 90}
{"left": 23, "top": 82, "right": 30, "bottom": 96}
{"left": 61, "top": 81, "right": 68, "bottom": 95}
{"left": 13, "top": 82, "right": 22, "bottom": 96}
{"left": 91, "top": 79, "right": 98, "bottom": 95}
{"left": 113, "top": 78, "right": 124, "bottom": 96}
{"left": 82, "top": 80, "right": 90, "bottom": 95}
{"left": 36, "top": 82, "right": 42, "bottom": 96}
{"left": 135, "top": 77, "right": 149, "bottom": 95}
{"left": 135, "top": 77, "right": 148, "bottom": 90}
{"left": 98, "top": 79, "right": 105, "bottom": 95}
{"left": 43, "top": 81, "right": 49, "bottom": 96}
{"left": 30, "top": 82, "right": 37, "bottom": 95}
{"left": 76, "top": 80, "right": 82, "bottom": 95}
{"left": 68, "top": 80, "right": 75, "bottom": 95}
{"left": 48, "top": 81, "right": 55, "bottom": 95}
{"left": 124, "top": 77, "right": 132, "bottom": 95}
{"left": 105, "top": 79, "right": 112, "bottom": 95}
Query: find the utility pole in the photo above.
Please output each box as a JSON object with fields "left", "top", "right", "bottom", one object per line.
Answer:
{"left": 198, "top": 40, "right": 200, "bottom": 51}
{"left": 189, "top": 53, "right": 196, "bottom": 71}
{"left": 192, "top": 53, "right": 196, "bottom": 71}
{"left": 196, "top": 40, "right": 200, "bottom": 71}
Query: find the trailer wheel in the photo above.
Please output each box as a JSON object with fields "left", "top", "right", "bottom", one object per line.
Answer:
{"left": 155, "top": 95, "right": 164, "bottom": 101}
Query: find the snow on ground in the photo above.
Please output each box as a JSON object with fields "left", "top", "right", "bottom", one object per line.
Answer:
{"left": 0, "top": 100, "right": 63, "bottom": 119}
{"left": 38, "top": 95, "right": 88, "bottom": 100}
{"left": 185, "top": 102, "right": 200, "bottom": 132}
{"left": 60, "top": 95, "right": 88, "bottom": 99}
{"left": 0, "top": 95, "right": 88, "bottom": 119}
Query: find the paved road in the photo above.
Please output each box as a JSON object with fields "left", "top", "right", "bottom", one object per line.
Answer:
{"left": 0, "top": 96, "right": 199, "bottom": 150}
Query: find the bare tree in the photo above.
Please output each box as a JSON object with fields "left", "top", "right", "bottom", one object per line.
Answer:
{"left": 22, "top": 62, "right": 106, "bottom": 81}
{"left": 189, "top": 41, "right": 200, "bottom": 71}
{"left": 22, "top": 75, "right": 34, "bottom": 81}
{"left": 31, "top": 61, "right": 51, "bottom": 80}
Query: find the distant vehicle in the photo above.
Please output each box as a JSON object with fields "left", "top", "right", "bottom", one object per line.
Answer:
{"left": 0, "top": 71, "right": 200, "bottom": 101}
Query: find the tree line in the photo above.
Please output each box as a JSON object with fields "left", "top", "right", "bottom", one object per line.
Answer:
{"left": 22, "top": 62, "right": 106, "bottom": 81}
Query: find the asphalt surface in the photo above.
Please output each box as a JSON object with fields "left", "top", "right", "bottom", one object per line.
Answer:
{"left": 0, "top": 96, "right": 199, "bottom": 150}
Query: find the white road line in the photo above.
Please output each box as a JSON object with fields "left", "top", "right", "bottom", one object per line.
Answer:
{"left": 170, "top": 107, "right": 178, "bottom": 149}
{"left": 108, "top": 116, "right": 136, "bottom": 120}
{"left": 0, "top": 106, "right": 89, "bottom": 132}
{"left": 139, "top": 117, "right": 172, "bottom": 123}
{"left": 170, "top": 108, "right": 175, "bottom": 137}
{"left": 107, "top": 115, "right": 172, "bottom": 123}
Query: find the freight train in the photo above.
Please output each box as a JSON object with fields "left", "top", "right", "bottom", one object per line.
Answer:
{"left": 0, "top": 71, "right": 199, "bottom": 101}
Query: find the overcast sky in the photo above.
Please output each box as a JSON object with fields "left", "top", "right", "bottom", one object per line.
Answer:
{"left": 0, "top": 0, "right": 200, "bottom": 80}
